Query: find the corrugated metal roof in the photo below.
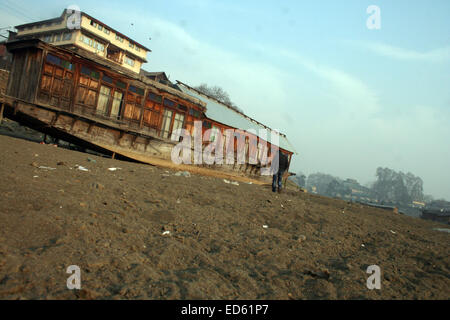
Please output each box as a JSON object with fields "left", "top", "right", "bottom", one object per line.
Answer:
{"left": 176, "top": 81, "right": 298, "bottom": 154}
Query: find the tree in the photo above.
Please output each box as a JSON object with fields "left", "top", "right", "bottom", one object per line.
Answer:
{"left": 372, "top": 167, "right": 423, "bottom": 204}
{"left": 194, "top": 83, "right": 243, "bottom": 113}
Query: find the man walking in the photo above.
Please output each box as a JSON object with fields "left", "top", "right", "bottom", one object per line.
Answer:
{"left": 272, "top": 149, "right": 289, "bottom": 193}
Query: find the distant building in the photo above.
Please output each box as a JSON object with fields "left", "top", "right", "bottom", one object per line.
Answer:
{"left": 12, "top": 9, "right": 150, "bottom": 74}
{"left": 412, "top": 201, "right": 425, "bottom": 208}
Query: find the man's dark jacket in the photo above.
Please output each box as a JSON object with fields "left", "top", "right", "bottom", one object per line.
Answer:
{"left": 278, "top": 151, "right": 289, "bottom": 172}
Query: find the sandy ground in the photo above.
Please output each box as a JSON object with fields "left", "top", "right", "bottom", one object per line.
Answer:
{"left": 0, "top": 127, "right": 449, "bottom": 300}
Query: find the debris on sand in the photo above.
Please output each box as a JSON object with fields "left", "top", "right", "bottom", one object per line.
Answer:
{"left": 75, "top": 165, "right": 89, "bottom": 172}
{"left": 38, "top": 166, "right": 56, "bottom": 170}
{"left": 108, "top": 167, "right": 121, "bottom": 171}
{"left": 433, "top": 228, "right": 450, "bottom": 233}
{"left": 162, "top": 231, "right": 171, "bottom": 236}
{"left": 174, "top": 171, "right": 191, "bottom": 177}
{"left": 263, "top": 225, "right": 269, "bottom": 229}
{"left": 223, "top": 179, "right": 239, "bottom": 186}
{"left": 91, "top": 182, "right": 104, "bottom": 191}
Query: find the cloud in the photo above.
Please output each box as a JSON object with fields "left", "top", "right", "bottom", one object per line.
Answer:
{"left": 279, "top": 49, "right": 380, "bottom": 117}
{"left": 129, "top": 15, "right": 290, "bottom": 124}
{"left": 363, "top": 42, "right": 450, "bottom": 62}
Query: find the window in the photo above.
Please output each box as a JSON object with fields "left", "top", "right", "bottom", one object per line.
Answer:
{"left": 45, "top": 54, "right": 74, "bottom": 71}
{"left": 144, "top": 94, "right": 163, "bottom": 129}
{"left": 116, "top": 81, "right": 127, "bottom": 89}
{"left": 148, "top": 92, "right": 162, "bottom": 103}
{"left": 189, "top": 109, "right": 201, "bottom": 118}
{"left": 94, "top": 42, "right": 105, "bottom": 52}
{"left": 62, "top": 32, "right": 72, "bottom": 41}
{"left": 178, "top": 104, "right": 187, "bottom": 112}
{"left": 171, "top": 113, "right": 185, "bottom": 140}
{"left": 136, "top": 46, "right": 140, "bottom": 52}
{"left": 96, "top": 85, "right": 111, "bottom": 116}
{"left": 102, "top": 75, "right": 113, "bottom": 84}
{"left": 54, "top": 33, "right": 61, "bottom": 42}
{"left": 161, "top": 109, "right": 174, "bottom": 139}
{"left": 104, "top": 28, "right": 110, "bottom": 35}
{"left": 124, "top": 56, "right": 135, "bottom": 67}
{"left": 98, "top": 25, "right": 103, "bottom": 31}
{"left": 123, "top": 90, "right": 143, "bottom": 122}
{"left": 90, "top": 20, "right": 97, "bottom": 27}
{"left": 203, "top": 121, "right": 212, "bottom": 129}
{"left": 163, "top": 98, "right": 176, "bottom": 108}
{"left": 129, "top": 42, "right": 134, "bottom": 49}
{"left": 81, "top": 66, "right": 100, "bottom": 80}
{"left": 115, "top": 35, "right": 124, "bottom": 42}
{"left": 129, "top": 85, "right": 144, "bottom": 96}
{"left": 80, "top": 34, "right": 105, "bottom": 52}
{"left": 39, "top": 53, "right": 74, "bottom": 107}
{"left": 76, "top": 65, "right": 101, "bottom": 107}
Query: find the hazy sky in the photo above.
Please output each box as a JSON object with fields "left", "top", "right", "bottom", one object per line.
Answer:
{"left": 1, "top": 0, "right": 449, "bottom": 199}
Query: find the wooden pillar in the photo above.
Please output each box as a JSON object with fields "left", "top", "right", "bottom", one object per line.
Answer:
{"left": 112, "top": 152, "right": 116, "bottom": 159}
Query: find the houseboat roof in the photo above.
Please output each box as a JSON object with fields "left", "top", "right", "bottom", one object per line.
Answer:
{"left": 176, "top": 81, "right": 298, "bottom": 154}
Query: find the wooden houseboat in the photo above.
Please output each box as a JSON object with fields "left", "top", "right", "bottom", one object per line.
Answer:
{"left": 0, "top": 39, "right": 296, "bottom": 184}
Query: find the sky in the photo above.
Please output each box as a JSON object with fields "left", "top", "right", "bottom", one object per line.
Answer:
{"left": 1, "top": 0, "right": 449, "bottom": 199}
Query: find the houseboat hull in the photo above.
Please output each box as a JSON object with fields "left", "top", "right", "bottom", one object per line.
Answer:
{"left": 0, "top": 95, "right": 270, "bottom": 185}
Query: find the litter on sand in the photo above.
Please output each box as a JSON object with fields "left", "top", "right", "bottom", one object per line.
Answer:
{"left": 390, "top": 230, "right": 397, "bottom": 234}
{"left": 223, "top": 179, "right": 239, "bottom": 186}
{"left": 174, "top": 171, "right": 191, "bottom": 177}
{"left": 38, "top": 166, "right": 56, "bottom": 170}
{"left": 162, "top": 231, "right": 171, "bottom": 236}
{"left": 75, "top": 165, "right": 89, "bottom": 172}
{"left": 108, "top": 167, "right": 122, "bottom": 171}
{"left": 433, "top": 228, "right": 450, "bottom": 233}
{"left": 263, "top": 225, "right": 269, "bottom": 229}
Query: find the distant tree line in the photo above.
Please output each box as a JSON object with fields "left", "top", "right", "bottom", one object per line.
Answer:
{"left": 290, "top": 167, "right": 430, "bottom": 205}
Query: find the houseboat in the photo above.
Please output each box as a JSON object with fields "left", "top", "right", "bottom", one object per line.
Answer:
{"left": 0, "top": 12, "right": 297, "bottom": 184}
